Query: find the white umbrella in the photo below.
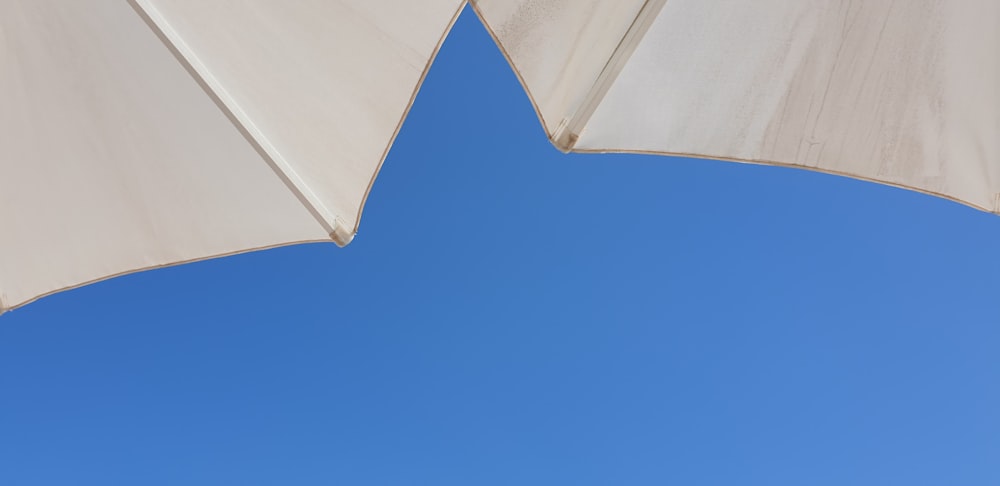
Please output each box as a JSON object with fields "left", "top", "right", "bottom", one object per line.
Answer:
{"left": 473, "top": 0, "right": 999, "bottom": 209}
{"left": 1, "top": 0, "right": 463, "bottom": 311}
{"left": 2, "top": 0, "right": 996, "bottom": 313}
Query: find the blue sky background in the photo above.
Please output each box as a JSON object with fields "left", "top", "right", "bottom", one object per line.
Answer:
{"left": 3, "top": 8, "right": 1000, "bottom": 485}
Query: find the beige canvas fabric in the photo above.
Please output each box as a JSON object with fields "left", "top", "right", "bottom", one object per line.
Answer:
{"left": 0, "top": 0, "right": 463, "bottom": 312}
{"left": 3, "top": 1, "right": 997, "bottom": 312}
{"left": 474, "top": 0, "right": 1000, "bottom": 213}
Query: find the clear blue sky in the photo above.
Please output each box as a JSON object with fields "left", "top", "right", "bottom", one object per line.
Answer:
{"left": 3, "top": 8, "right": 1000, "bottom": 485}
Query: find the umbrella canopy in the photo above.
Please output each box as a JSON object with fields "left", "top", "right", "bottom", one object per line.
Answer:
{"left": 474, "top": 0, "right": 1000, "bottom": 207}
{"left": 1, "top": 0, "right": 464, "bottom": 311}
{"left": 2, "top": 0, "right": 997, "bottom": 313}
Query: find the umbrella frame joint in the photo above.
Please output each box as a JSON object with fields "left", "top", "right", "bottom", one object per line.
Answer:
{"left": 550, "top": 0, "right": 667, "bottom": 152}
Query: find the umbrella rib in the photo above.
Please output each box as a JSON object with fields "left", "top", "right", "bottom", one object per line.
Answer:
{"left": 551, "top": 0, "right": 668, "bottom": 152}
{"left": 127, "top": 0, "right": 351, "bottom": 246}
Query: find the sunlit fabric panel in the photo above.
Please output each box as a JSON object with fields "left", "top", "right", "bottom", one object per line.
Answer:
{"left": 479, "top": 0, "right": 1000, "bottom": 213}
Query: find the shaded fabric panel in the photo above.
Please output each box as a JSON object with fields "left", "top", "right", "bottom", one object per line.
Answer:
{"left": 471, "top": 0, "right": 649, "bottom": 147}
{"left": 136, "top": 0, "right": 467, "bottom": 242}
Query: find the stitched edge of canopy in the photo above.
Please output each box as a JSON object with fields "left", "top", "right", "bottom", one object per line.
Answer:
{"left": 572, "top": 147, "right": 999, "bottom": 215}
{"left": 0, "top": 239, "right": 331, "bottom": 315}
{"left": 351, "top": 2, "right": 468, "bottom": 242}
{"left": 468, "top": 1, "right": 557, "bottom": 146}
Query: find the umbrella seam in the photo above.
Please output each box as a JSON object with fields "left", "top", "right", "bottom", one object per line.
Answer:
{"left": 551, "top": 0, "right": 668, "bottom": 152}
{"left": 127, "top": 0, "right": 347, "bottom": 244}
